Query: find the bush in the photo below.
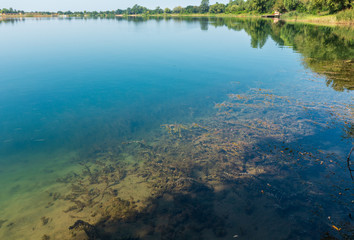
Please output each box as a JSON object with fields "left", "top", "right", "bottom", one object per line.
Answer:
{"left": 336, "top": 8, "right": 354, "bottom": 21}
{"left": 296, "top": 2, "right": 307, "bottom": 13}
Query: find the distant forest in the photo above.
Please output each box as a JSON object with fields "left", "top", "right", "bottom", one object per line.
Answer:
{"left": 1, "top": 0, "right": 353, "bottom": 16}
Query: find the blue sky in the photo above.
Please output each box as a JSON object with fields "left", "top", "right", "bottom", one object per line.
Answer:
{"left": 1, "top": 0, "right": 229, "bottom": 11}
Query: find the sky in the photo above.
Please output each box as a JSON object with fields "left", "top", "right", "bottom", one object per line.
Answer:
{"left": 1, "top": 0, "right": 230, "bottom": 12}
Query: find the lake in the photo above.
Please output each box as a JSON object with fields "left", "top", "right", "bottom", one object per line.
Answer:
{"left": 0, "top": 17, "right": 353, "bottom": 240}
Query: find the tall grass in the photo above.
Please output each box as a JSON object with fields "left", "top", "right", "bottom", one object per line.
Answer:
{"left": 336, "top": 8, "right": 354, "bottom": 21}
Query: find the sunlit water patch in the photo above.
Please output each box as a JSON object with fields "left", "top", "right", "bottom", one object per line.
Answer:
{"left": 0, "top": 17, "right": 353, "bottom": 240}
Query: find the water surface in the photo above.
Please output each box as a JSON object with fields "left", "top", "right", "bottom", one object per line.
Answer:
{"left": 0, "top": 17, "right": 353, "bottom": 240}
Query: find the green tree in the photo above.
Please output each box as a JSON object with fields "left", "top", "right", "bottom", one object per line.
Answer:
{"left": 209, "top": 3, "right": 226, "bottom": 13}
{"left": 185, "top": 5, "right": 200, "bottom": 13}
{"left": 164, "top": 8, "right": 172, "bottom": 14}
{"left": 152, "top": 6, "right": 163, "bottom": 14}
{"left": 284, "top": 0, "right": 300, "bottom": 11}
{"left": 200, "top": 0, "right": 210, "bottom": 13}
{"left": 249, "top": 0, "right": 276, "bottom": 13}
{"left": 226, "top": 4, "right": 238, "bottom": 13}
{"left": 226, "top": 0, "right": 247, "bottom": 13}
{"left": 327, "top": 0, "right": 352, "bottom": 13}
{"left": 273, "top": 0, "right": 286, "bottom": 12}
{"left": 173, "top": 6, "right": 183, "bottom": 13}
{"left": 130, "top": 4, "right": 147, "bottom": 14}
{"left": 308, "top": 0, "right": 326, "bottom": 12}
{"left": 1, "top": 8, "right": 10, "bottom": 14}
{"left": 115, "top": 9, "right": 125, "bottom": 14}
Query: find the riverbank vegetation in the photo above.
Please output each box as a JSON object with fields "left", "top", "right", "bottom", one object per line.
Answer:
{"left": 1, "top": 0, "right": 353, "bottom": 23}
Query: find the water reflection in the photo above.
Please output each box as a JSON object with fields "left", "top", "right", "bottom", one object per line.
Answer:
{"left": 206, "top": 18, "right": 354, "bottom": 91}
{"left": 126, "top": 16, "right": 354, "bottom": 91}
{"left": 7, "top": 16, "right": 351, "bottom": 91}
{"left": 0, "top": 18, "right": 24, "bottom": 24}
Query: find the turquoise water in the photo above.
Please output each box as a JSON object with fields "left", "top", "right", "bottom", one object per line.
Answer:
{"left": 0, "top": 17, "right": 353, "bottom": 240}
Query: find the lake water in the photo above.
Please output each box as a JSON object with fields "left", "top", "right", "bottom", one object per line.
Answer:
{"left": 0, "top": 17, "right": 353, "bottom": 240}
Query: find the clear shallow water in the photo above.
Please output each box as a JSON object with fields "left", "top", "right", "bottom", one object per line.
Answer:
{"left": 0, "top": 17, "right": 353, "bottom": 240}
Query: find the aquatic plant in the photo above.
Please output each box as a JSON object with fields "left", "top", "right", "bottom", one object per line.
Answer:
{"left": 39, "top": 87, "right": 353, "bottom": 239}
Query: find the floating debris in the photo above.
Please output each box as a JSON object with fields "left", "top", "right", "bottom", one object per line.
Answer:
{"left": 332, "top": 225, "right": 341, "bottom": 231}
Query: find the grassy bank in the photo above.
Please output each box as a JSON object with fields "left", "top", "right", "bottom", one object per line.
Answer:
{"left": 280, "top": 8, "right": 354, "bottom": 25}
{"left": 141, "top": 11, "right": 354, "bottom": 26}
{"left": 113, "top": 10, "right": 354, "bottom": 26}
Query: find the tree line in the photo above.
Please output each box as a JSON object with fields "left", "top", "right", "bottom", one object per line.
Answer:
{"left": 65, "top": 0, "right": 352, "bottom": 15}
{"left": 0, "top": 8, "right": 24, "bottom": 14}
{"left": 1, "top": 0, "right": 353, "bottom": 16}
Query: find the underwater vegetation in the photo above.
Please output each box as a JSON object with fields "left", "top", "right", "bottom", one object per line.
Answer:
{"left": 30, "top": 88, "right": 353, "bottom": 240}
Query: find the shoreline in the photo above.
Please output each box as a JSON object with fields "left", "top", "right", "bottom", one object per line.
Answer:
{"left": 1, "top": 13, "right": 353, "bottom": 27}
{"left": 280, "top": 14, "right": 353, "bottom": 26}
{"left": 283, "top": 18, "right": 352, "bottom": 26}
